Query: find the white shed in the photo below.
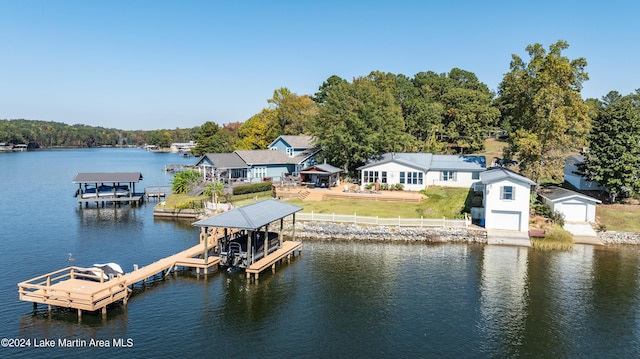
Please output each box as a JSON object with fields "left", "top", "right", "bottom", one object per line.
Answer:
{"left": 538, "top": 186, "right": 601, "bottom": 223}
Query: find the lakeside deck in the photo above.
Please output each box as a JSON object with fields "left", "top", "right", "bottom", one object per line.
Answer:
{"left": 18, "top": 199, "right": 304, "bottom": 320}
{"left": 18, "top": 235, "right": 223, "bottom": 320}
{"left": 246, "top": 240, "right": 302, "bottom": 280}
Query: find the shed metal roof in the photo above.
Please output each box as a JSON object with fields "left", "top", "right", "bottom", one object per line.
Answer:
{"left": 72, "top": 172, "right": 143, "bottom": 183}
{"left": 299, "top": 164, "right": 343, "bottom": 174}
{"left": 538, "top": 186, "right": 602, "bottom": 203}
{"left": 192, "top": 199, "right": 303, "bottom": 230}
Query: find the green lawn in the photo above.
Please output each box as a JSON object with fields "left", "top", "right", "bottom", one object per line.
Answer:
{"left": 596, "top": 205, "right": 640, "bottom": 232}
{"left": 285, "top": 187, "right": 471, "bottom": 219}
{"left": 159, "top": 190, "right": 274, "bottom": 209}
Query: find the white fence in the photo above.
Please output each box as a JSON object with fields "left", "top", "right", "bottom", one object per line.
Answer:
{"left": 294, "top": 212, "right": 470, "bottom": 228}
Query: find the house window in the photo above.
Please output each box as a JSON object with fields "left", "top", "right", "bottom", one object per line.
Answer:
{"left": 381, "top": 171, "right": 387, "bottom": 184}
{"left": 363, "top": 170, "right": 379, "bottom": 183}
{"left": 442, "top": 171, "right": 456, "bottom": 181}
{"left": 254, "top": 167, "right": 267, "bottom": 179}
{"left": 501, "top": 186, "right": 514, "bottom": 200}
{"left": 402, "top": 171, "right": 423, "bottom": 185}
{"left": 286, "top": 147, "right": 294, "bottom": 157}
{"left": 472, "top": 172, "right": 480, "bottom": 180}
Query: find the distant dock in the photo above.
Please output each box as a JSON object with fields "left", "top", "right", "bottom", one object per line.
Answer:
{"left": 73, "top": 172, "right": 144, "bottom": 207}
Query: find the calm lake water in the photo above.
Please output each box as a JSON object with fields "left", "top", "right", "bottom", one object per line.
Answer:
{"left": 1, "top": 148, "right": 640, "bottom": 358}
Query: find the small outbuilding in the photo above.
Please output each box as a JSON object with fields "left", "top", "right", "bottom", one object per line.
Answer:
{"left": 480, "top": 167, "right": 536, "bottom": 232}
{"left": 538, "top": 186, "right": 601, "bottom": 223}
{"left": 299, "top": 164, "right": 343, "bottom": 187}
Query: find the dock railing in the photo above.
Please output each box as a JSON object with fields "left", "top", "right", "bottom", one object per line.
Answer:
{"left": 145, "top": 185, "right": 172, "bottom": 201}
{"left": 18, "top": 266, "right": 127, "bottom": 311}
{"left": 293, "top": 212, "right": 470, "bottom": 228}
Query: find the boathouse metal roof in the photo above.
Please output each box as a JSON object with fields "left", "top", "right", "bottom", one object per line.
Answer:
{"left": 480, "top": 167, "right": 535, "bottom": 185}
{"left": 72, "top": 172, "right": 143, "bottom": 183}
{"left": 192, "top": 199, "right": 303, "bottom": 230}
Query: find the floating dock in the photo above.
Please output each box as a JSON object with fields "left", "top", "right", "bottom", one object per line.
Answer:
{"left": 18, "top": 235, "right": 222, "bottom": 320}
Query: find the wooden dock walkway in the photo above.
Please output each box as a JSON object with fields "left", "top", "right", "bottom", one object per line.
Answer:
{"left": 18, "top": 236, "right": 222, "bottom": 319}
{"left": 246, "top": 241, "right": 302, "bottom": 280}
{"left": 77, "top": 195, "right": 144, "bottom": 207}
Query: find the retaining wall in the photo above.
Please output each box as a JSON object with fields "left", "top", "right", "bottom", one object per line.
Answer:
{"left": 289, "top": 222, "right": 487, "bottom": 243}
{"left": 599, "top": 231, "right": 640, "bottom": 245}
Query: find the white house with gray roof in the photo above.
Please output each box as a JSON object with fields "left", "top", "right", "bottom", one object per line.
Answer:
{"left": 357, "top": 153, "right": 487, "bottom": 191}
{"left": 480, "top": 167, "right": 536, "bottom": 232}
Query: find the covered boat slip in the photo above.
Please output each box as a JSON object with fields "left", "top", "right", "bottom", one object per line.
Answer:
{"left": 73, "top": 172, "right": 144, "bottom": 206}
{"left": 193, "top": 199, "right": 303, "bottom": 280}
{"left": 18, "top": 200, "right": 302, "bottom": 319}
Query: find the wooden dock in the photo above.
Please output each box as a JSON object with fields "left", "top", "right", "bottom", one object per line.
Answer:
{"left": 77, "top": 195, "right": 144, "bottom": 207}
{"left": 20, "top": 199, "right": 305, "bottom": 320}
{"left": 18, "top": 236, "right": 222, "bottom": 320}
{"left": 246, "top": 241, "right": 302, "bottom": 280}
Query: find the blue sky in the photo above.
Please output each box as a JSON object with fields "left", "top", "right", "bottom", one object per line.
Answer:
{"left": 1, "top": 0, "right": 638, "bottom": 130}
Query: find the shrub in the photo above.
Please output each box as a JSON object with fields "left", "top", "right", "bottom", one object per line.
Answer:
{"left": 171, "top": 170, "right": 202, "bottom": 194}
{"left": 550, "top": 210, "right": 565, "bottom": 227}
{"left": 531, "top": 194, "right": 565, "bottom": 227}
{"left": 531, "top": 226, "right": 573, "bottom": 250}
{"left": 233, "top": 181, "right": 273, "bottom": 195}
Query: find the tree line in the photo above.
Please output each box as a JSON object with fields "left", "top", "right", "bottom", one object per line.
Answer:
{"left": 0, "top": 119, "right": 201, "bottom": 148}
{"left": 4, "top": 40, "right": 640, "bottom": 201}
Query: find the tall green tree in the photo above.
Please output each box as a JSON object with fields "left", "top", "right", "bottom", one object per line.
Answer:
{"left": 581, "top": 93, "right": 640, "bottom": 202}
{"left": 235, "top": 109, "right": 280, "bottom": 150}
{"left": 268, "top": 87, "right": 318, "bottom": 135}
{"left": 408, "top": 69, "right": 498, "bottom": 153}
{"left": 313, "top": 76, "right": 410, "bottom": 175}
{"left": 192, "top": 121, "right": 235, "bottom": 156}
{"left": 497, "top": 40, "right": 590, "bottom": 182}
{"left": 312, "top": 75, "right": 347, "bottom": 105}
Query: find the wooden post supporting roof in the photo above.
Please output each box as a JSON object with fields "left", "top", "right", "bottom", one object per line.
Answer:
{"left": 263, "top": 224, "right": 268, "bottom": 261}
{"left": 203, "top": 227, "right": 209, "bottom": 264}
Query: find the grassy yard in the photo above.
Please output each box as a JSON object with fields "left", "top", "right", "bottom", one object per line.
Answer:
{"left": 285, "top": 187, "right": 471, "bottom": 219}
{"left": 596, "top": 204, "right": 640, "bottom": 232}
{"left": 157, "top": 190, "right": 273, "bottom": 209}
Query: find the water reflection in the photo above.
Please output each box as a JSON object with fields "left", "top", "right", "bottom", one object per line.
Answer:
{"left": 479, "top": 245, "right": 529, "bottom": 356}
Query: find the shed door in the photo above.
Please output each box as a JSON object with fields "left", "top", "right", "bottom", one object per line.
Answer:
{"left": 562, "top": 203, "right": 588, "bottom": 222}
{"left": 491, "top": 210, "right": 521, "bottom": 231}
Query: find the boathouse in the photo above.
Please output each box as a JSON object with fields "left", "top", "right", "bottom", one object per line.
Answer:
{"left": 17, "top": 199, "right": 303, "bottom": 320}
{"left": 73, "top": 172, "right": 143, "bottom": 207}
{"left": 192, "top": 199, "right": 303, "bottom": 280}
